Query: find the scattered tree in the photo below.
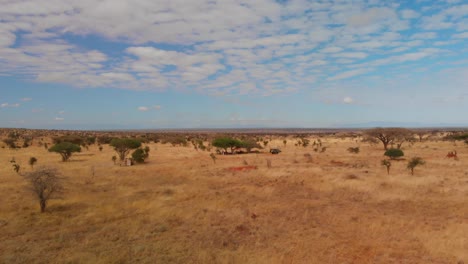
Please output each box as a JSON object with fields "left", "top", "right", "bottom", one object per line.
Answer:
{"left": 29, "top": 157, "right": 38, "bottom": 169}
{"left": 384, "top": 148, "right": 404, "bottom": 160}
{"left": 407, "top": 157, "right": 425, "bottom": 175}
{"left": 110, "top": 138, "right": 142, "bottom": 161}
{"left": 98, "top": 145, "right": 103, "bottom": 152}
{"left": 212, "top": 137, "right": 243, "bottom": 154}
{"left": 48, "top": 142, "right": 81, "bottom": 161}
{"left": 283, "top": 139, "right": 287, "bottom": 147}
{"left": 22, "top": 167, "right": 63, "bottom": 213}
{"left": 381, "top": 159, "right": 391, "bottom": 175}
{"left": 241, "top": 139, "right": 262, "bottom": 153}
{"left": 365, "top": 128, "right": 414, "bottom": 150}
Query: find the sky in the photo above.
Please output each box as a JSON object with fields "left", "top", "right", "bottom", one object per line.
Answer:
{"left": 0, "top": 0, "right": 467, "bottom": 129}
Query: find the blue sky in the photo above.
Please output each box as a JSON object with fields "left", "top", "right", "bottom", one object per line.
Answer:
{"left": 0, "top": 0, "right": 467, "bottom": 129}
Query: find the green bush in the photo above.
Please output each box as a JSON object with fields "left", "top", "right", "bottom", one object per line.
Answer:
{"left": 384, "top": 148, "right": 404, "bottom": 160}
{"left": 131, "top": 148, "right": 149, "bottom": 163}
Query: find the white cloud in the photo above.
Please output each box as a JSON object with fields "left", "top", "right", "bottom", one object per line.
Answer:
{"left": 138, "top": 105, "right": 162, "bottom": 112}
{"left": 32, "top": 108, "right": 44, "bottom": 113}
{"left": 411, "top": 32, "right": 438, "bottom": 39}
{"left": 400, "top": 9, "right": 420, "bottom": 19}
{"left": 328, "top": 68, "right": 371, "bottom": 81}
{"left": 21, "top": 97, "right": 32, "bottom": 102}
{"left": 54, "top": 117, "right": 64, "bottom": 121}
{"left": 0, "top": 0, "right": 465, "bottom": 96}
{"left": 343, "top": 97, "right": 354, "bottom": 104}
{"left": 452, "top": 32, "right": 468, "bottom": 39}
{"left": 1, "top": 103, "right": 20, "bottom": 108}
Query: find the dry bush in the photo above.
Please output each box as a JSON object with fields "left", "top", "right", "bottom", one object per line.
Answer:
{"left": 22, "top": 167, "right": 64, "bottom": 213}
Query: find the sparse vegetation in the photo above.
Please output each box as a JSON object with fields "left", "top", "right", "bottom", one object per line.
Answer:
{"left": 0, "top": 128, "right": 465, "bottom": 263}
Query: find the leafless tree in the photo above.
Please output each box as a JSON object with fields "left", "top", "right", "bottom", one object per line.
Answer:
{"left": 365, "top": 128, "right": 414, "bottom": 150}
{"left": 22, "top": 167, "right": 64, "bottom": 213}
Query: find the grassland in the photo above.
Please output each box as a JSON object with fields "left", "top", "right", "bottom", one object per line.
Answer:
{"left": 0, "top": 134, "right": 467, "bottom": 263}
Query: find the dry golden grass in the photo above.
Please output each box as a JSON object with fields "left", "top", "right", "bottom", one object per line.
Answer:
{"left": 0, "top": 137, "right": 467, "bottom": 263}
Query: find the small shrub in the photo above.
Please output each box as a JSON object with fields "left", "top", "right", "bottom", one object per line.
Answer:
{"left": 112, "top": 156, "right": 117, "bottom": 164}
{"left": 347, "top": 147, "right": 360, "bottom": 154}
{"left": 407, "top": 157, "right": 425, "bottom": 175}
{"left": 384, "top": 148, "right": 404, "bottom": 160}
{"left": 13, "top": 163, "right": 21, "bottom": 174}
{"left": 29, "top": 157, "right": 38, "bottom": 169}
{"left": 209, "top": 153, "right": 217, "bottom": 164}
{"left": 381, "top": 159, "right": 391, "bottom": 175}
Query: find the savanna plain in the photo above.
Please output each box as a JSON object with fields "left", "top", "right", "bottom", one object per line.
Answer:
{"left": 0, "top": 130, "right": 467, "bottom": 264}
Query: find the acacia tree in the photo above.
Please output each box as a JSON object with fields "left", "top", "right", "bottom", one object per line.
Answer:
{"left": 110, "top": 138, "right": 141, "bottom": 161}
{"left": 212, "top": 137, "right": 243, "bottom": 154}
{"left": 22, "top": 167, "right": 63, "bottom": 213}
{"left": 49, "top": 142, "right": 81, "bottom": 161}
{"left": 365, "top": 128, "right": 414, "bottom": 150}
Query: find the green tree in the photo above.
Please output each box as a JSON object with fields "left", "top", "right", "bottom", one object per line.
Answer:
{"left": 110, "top": 138, "right": 141, "bottom": 161}
{"left": 212, "top": 137, "right": 243, "bottom": 154}
{"left": 241, "top": 139, "right": 262, "bottom": 152}
{"left": 407, "top": 157, "right": 425, "bottom": 175}
{"left": 384, "top": 148, "right": 404, "bottom": 160}
{"left": 49, "top": 142, "right": 81, "bottom": 161}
